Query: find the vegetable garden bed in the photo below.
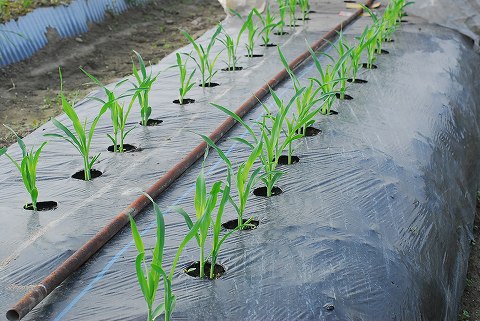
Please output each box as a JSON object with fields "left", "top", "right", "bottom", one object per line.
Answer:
{"left": 0, "top": 0, "right": 479, "bottom": 320}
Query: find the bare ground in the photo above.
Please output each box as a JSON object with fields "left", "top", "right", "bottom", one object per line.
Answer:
{"left": 0, "top": 0, "right": 225, "bottom": 147}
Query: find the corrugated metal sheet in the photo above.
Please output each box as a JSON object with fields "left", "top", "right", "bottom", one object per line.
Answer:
{"left": 0, "top": 0, "right": 148, "bottom": 67}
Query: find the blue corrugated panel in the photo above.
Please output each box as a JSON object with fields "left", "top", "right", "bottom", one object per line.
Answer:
{"left": 0, "top": 0, "right": 147, "bottom": 67}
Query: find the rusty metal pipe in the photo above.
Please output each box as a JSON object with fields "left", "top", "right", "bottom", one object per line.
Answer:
{"left": 6, "top": 2, "right": 372, "bottom": 320}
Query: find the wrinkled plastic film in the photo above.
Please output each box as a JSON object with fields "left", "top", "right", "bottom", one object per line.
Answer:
{"left": 1, "top": 3, "right": 479, "bottom": 321}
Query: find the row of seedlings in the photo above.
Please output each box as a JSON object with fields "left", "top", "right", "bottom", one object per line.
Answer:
{"left": 128, "top": 1, "right": 414, "bottom": 320}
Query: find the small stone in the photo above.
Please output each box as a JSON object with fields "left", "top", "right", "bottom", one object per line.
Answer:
{"left": 75, "top": 37, "right": 84, "bottom": 43}
{"left": 323, "top": 303, "right": 334, "bottom": 311}
{"left": 166, "top": 19, "right": 174, "bottom": 25}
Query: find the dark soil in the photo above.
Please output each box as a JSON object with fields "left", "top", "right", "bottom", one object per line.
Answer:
{"left": 459, "top": 196, "right": 480, "bottom": 321}
{"left": 107, "top": 144, "right": 138, "bottom": 153}
{"left": 222, "top": 218, "right": 259, "bottom": 230}
{"left": 0, "top": 0, "right": 225, "bottom": 148}
{"left": 23, "top": 200, "right": 58, "bottom": 211}
{"left": 253, "top": 186, "right": 283, "bottom": 197}
{"left": 277, "top": 155, "right": 299, "bottom": 165}
{"left": 296, "top": 126, "right": 321, "bottom": 137}
{"left": 71, "top": 169, "right": 103, "bottom": 180}
{"left": 184, "top": 261, "right": 225, "bottom": 279}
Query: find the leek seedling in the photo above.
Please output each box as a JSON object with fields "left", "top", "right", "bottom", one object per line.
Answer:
{"left": 254, "top": 5, "right": 279, "bottom": 47}
{"left": 45, "top": 68, "right": 108, "bottom": 180}
{"left": 0, "top": 126, "right": 46, "bottom": 211}
{"left": 242, "top": 10, "right": 260, "bottom": 57}
{"left": 199, "top": 134, "right": 262, "bottom": 230}
{"left": 298, "top": 0, "right": 310, "bottom": 21}
{"left": 287, "top": 0, "right": 297, "bottom": 26}
{"left": 130, "top": 194, "right": 203, "bottom": 321}
{"left": 183, "top": 25, "right": 223, "bottom": 87}
{"left": 275, "top": 0, "right": 287, "bottom": 35}
{"left": 174, "top": 52, "right": 196, "bottom": 104}
{"left": 81, "top": 69, "right": 135, "bottom": 153}
{"left": 132, "top": 50, "right": 159, "bottom": 126}
{"left": 308, "top": 44, "right": 353, "bottom": 115}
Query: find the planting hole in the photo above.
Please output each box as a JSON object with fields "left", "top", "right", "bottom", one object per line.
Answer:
{"left": 274, "top": 31, "right": 289, "bottom": 36}
{"left": 199, "top": 82, "right": 220, "bottom": 88}
{"left": 288, "top": 24, "right": 301, "bottom": 27}
{"left": 362, "top": 63, "right": 378, "bottom": 69}
{"left": 221, "top": 66, "right": 244, "bottom": 71}
{"left": 23, "top": 201, "right": 58, "bottom": 211}
{"left": 107, "top": 144, "right": 138, "bottom": 153}
{"left": 380, "top": 49, "right": 390, "bottom": 54}
{"left": 244, "top": 54, "right": 264, "bottom": 58}
{"left": 72, "top": 169, "right": 102, "bottom": 180}
{"left": 277, "top": 155, "right": 300, "bottom": 165}
{"left": 347, "top": 78, "right": 368, "bottom": 84}
{"left": 296, "top": 126, "right": 321, "bottom": 137}
{"left": 260, "top": 43, "right": 277, "bottom": 47}
{"left": 308, "top": 10, "right": 317, "bottom": 13}
{"left": 323, "top": 303, "right": 335, "bottom": 311}
{"left": 184, "top": 261, "right": 225, "bottom": 279}
{"left": 335, "top": 93, "right": 354, "bottom": 100}
{"left": 297, "top": 17, "right": 311, "bottom": 21}
{"left": 253, "top": 186, "right": 283, "bottom": 197}
{"left": 173, "top": 98, "right": 195, "bottom": 105}
{"left": 401, "top": 20, "right": 408, "bottom": 23}
{"left": 140, "top": 119, "right": 163, "bottom": 126}
{"left": 344, "top": 0, "right": 356, "bottom": 2}
{"left": 322, "top": 110, "right": 338, "bottom": 116}
{"left": 384, "top": 38, "right": 395, "bottom": 42}
{"left": 222, "top": 218, "right": 259, "bottom": 230}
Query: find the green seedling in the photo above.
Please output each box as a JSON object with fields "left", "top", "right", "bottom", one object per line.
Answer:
{"left": 81, "top": 69, "right": 135, "bottom": 153}
{"left": 287, "top": 0, "right": 297, "bottom": 26}
{"left": 349, "top": 25, "right": 377, "bottom": 82}
{"left": 132, "top": 50, "right": 159, "bottom": 126}
{"left": 174, "top": 52, "right": 196, "bottom": 104}
{"left": 219, "top": 20, "right": 245, "bottom": 70}
{"left": 45, "top": 68, "right": 108, "bottom": 180}
{"left": 275, "top": 0, "right": 287, "bottom": 35}
{"left": 254, "top": 5, "right": 279, "bottom": 47}
{"left": 174, "top": 154, "right": 246, "bottom": 279}
{"left": 182, "top": 25, "right": 223, "bottom": 87}
{"left": 212, "top": 86, "right": 304, "bottom": 196}
{"left": 0, "top": 126, "right": 46, "bottom": 210}
{"left": 130, "top": 194, "right": 203, "bottom": 321}
{"left": 278, "top": 47, "right": 324, "bottom": 136}
{"left": 298, "top": 0, "right": 310, "bottom": 21}
{"left": 199, "top": 134, "right": 262, "bottom": 230}
{"left": 308, "top": 43, "right": 353, "bottom": 114}
{"left": 329, "top": 32, "right": 353, "bottom": 99}
{"left": 242, "top": 10, "right": 260, "bottom": 57}
{"left": 360, "top": 5, "right": 385, "bottom": 57}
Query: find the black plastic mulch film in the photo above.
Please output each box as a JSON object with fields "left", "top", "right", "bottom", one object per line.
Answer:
{"left": 1, "top": 1, "right": 479, "bottom": 320}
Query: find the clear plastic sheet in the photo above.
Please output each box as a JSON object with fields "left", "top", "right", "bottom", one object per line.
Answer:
{"left": 413, "top": 0, "right": 480, "bottom": 51}
{"left": 1, "top": 2, "right": 479, "bottom": 321}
